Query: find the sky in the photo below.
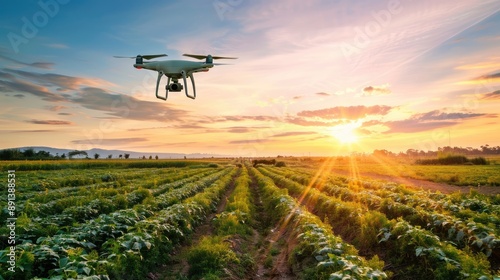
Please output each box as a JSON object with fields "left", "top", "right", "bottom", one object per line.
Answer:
{"left": 0, "top": 0, "right": 499, "bottom": 157}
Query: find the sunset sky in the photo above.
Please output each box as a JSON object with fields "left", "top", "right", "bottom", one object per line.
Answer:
{"left": 1, "top": 0, "right": 499, "bottom": 157}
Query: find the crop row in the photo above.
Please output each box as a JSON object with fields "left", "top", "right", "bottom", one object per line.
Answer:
{"left": 0, "top": 167, "right": 236, "bottom": 279}
{"left": 2, "top": 169, "right": 224, "bottom": 252}
{"left": 11, "top": 168, "right": 228, "bottom": 243}
{"left": 186, "top": 166, "right": 254, "bottom": 278}
{"left": 258, "top": 166, "right": 493, "bottom": 279}
{"left": 295, "top": 165, "right": 500, "bottom": 219}
{"left": 265, "top": 166, "right": 500, "bottom": 258}
{"left": 250, "top": 167, "right": 387, "bottom": 279}
{"left": 0, "top": 167, "right": 214, "bottom": 224}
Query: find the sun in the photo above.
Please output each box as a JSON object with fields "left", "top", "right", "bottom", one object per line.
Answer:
{"left": 329, "top": 121, "right": 361, "bottom": 144}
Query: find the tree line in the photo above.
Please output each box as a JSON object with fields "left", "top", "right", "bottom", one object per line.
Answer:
{"left": 0, "top": 148, "right": 160, "bottom": 160}
{"left": 372, "top": 144, "right": 500, "bottom": 158}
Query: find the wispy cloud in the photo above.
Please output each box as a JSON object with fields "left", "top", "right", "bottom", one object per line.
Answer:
{"left": 26, "top": 119, "right": 73, "bottom": 125}
{"left": 4, "top": 68, "right": 112, "bottom": 91}
{"left": 71, "top": 137, "right": 148, "bottom": 145}
{"left": 297, "top": 105, "right": 393, "bottom": 120}
{"left": 45, "top": 43, "right": 69, "bottom": 49}
{"left": 7, "top": 129, "right": 58, "bottom": 133}
{"left": 271, "top": 131, "right": 317, "bottom": 137}
{"left": 457, "top": 71, "right": 500, "bottom": 85}
{"left": 229, "top": 139, "right": 272, "bottom": 144}
{"left": 286, "top": 117, "right": 343, "bottom": 127}
{"left": 364, "top": 110, "right": 494, "bottom": 133}
{"left": 227, "top": 126, "right": 253, "bottom": 133}
{"left": 362, "top": 84, "right": 391, "bottom": 96}
{"left": 481, "top": 90, "right": 500, "bottom": 100}
{"left": 0, "top": 74, "right": 68, "bottom": 101}
{"left": 315, "top": 92, "right": 330, "bottom": 96}
{"left": 70, "top": 87, "right": 190, "bottom": 122}
{"left": 0, "top": 55, "right": 54, "bottom": 69}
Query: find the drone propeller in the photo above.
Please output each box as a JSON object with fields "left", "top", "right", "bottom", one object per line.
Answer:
{"left": 183, "top": 54, "right": 237, "bottom": 60}
{"left": 113, "top": 54, "right": 167, "bottom": 60}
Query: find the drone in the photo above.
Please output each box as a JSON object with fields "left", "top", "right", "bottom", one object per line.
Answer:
{"left": 114, "top": 53, "right": 237, "bottom": 100}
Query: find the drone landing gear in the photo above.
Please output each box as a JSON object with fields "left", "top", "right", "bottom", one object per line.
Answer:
{"left": 181, "top": 70, "right": 196, "bottom": 99}
{"left": 155, "top": 71, "right": 197, "bottom": 100}
{"left": 155, "top": 71, "right": 166, "bottom": 100}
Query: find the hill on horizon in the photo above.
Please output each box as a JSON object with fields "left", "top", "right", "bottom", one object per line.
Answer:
{"left": 4, "top": 146, "right": 230, "bottom": 159}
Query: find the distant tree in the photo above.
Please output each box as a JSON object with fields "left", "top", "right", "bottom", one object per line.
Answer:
{"left": 142, "top": 155, "right": 146, "bottom": 159}
{"left": 124, "top": 153, "right": 130, "bottom": 159}
{"left": 184, "top": 156, "right": 187, "bottom": 159}
{"left": 0, "top": 149, "right": 22, "bottom": 160}
{"left": 61, "top": 153, "right": 66, "bottom": 159}
{"left": 23, "top": 148, "right": 35, "bottom": 158}
{"left": 94, "top": 153, "right": 100, "bottom": 160}
{"left": 149, "top": 155, "right": 152, "bottom": 160}
{"left": 155, "top": 155, "right": 159, "bottom": 160}
{"left": 36, "top": 150, "right": 51, "bottom": 159}
{"left": 119, "top": 154, "right": 123, "bottom": 159}
{"left": 107, "top": 154, "right": 112, "bottom": 159}
{"left": 68, "top": 150, "right": 88, "bottom": 159}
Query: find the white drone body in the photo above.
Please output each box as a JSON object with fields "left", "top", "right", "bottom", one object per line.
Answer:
{"left": 114, "top": 54, "right": 236, "bottom": 100}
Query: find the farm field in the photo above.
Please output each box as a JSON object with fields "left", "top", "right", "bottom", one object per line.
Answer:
{"left": 1, "top": 159, "right": 499, "bottom": 279}
{"left": 288, "top": 157, "right": 500, "bottom": 192}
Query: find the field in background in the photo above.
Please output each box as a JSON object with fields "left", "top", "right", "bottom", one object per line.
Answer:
{"left": 1, "top": 158, "right": 499, "bottom": 279}
{"left": 281, "top": 156, "right": 500, "bottom": 187}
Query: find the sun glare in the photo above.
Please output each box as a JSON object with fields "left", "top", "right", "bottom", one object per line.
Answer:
{"left": 329, "top": 121, "right": 361, "bottom": 144}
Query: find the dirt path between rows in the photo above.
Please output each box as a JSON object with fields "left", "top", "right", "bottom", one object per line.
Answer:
{"left": 153, "top": 172, "right": 239, "bottom": 279}
{"left": 249, "top": 171, "right": 296, "bottom": 280}
{"left": 330, "top": 169, "right": 500, "bottom": 195}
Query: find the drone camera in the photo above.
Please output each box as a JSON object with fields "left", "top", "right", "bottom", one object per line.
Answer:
{"left": 135, "top": 55, "right": 143, "bottom": 64}
{"left": 167, "top": 82, "right": 183, "bottom": 92}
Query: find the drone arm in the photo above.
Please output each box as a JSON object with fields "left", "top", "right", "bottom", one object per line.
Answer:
{"left": 155, "top": 71, "right": 167, "bottom": 100}
{"left": 181, "top": 70, "right": 196, "bottom": 99}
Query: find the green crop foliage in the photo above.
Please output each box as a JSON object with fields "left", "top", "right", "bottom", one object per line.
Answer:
{"left": 187, "top": 236, "right": 240, "bottom": 277}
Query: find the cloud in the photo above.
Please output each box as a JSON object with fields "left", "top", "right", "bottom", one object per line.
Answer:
{"left": 8, "top": 129, "right": 57, "bottom": 133}
{"left": 172, "top": 124, "right": 207, "bottom": 129}
{"left": 0, "top": 68, "right": 113, "bottom": 102}
{"left": 48, "top": 105, "right": 68, "bottom": 111}
{"left": 416, "top": 110, "right": 485, "bottom": 121}
{"left": 475, "top": 72, "right": 500, "bottom": 81}
{"left": 70, "top": 87, "right": 190, "bottom": 122}
{"left": 362, "top": 84, "right": 391, "bottom": 96}
{"left": 365, "top": 110, "right": 493, "bottom": 133}
{"left": 297, "top": 105, "right": 393, "bottom": 120}
{"left": 481, "top": 90, "right": 500, "bottom": 100}
{"left": 203, "top": 115, "right": 281, "bottom": 123}
{"left": 455, "top": 61, "right": 500, "bottom": 70}
{"left": 458, "top": 71, "right": 500, "bottom": 85}
{"left": 286, "top": 117, "right": 344, "bottom": 127}
{"left": 4, "top": 69, "right": 110, "bottom": 91}
{"left": 229, "top": 139, "right": 272, "bottom": 144}
{"left": 0, "top": 76, "right": 68, "bottom": 101}
{"left": 127, "top": 126, "right": 171, "bottom": 132}
{"left": 71, "top": 137, "right": 148, "bottom": 145}
{"left": 26, "top": 119, "right": 73, "bottom": 125}
{"left": 227, "top": 126, "right": 253, "bottom": 133}
{"left": 0, "top": 55, "right": 54, "bottom": 69}
{"left": 45, "top": 43, "right": 69, "bottom": 49}
{"left": 315, "top": 92, "right": 330, "bottom": 96}
{"left": 271, "top": 131, "right": 317, "bottom": 137}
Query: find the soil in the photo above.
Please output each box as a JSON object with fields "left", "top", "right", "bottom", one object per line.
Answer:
{"left": 155, "top": 168, "right": 299, "bottom": 280}
{"left": 154, "top": 172, "right": 239, "bottom": 279}
{"left": 330, "top": 169, "right": 500, "bottom": 195}
{"left": 249, "top": 174, "right": 296, "bottom": 280}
